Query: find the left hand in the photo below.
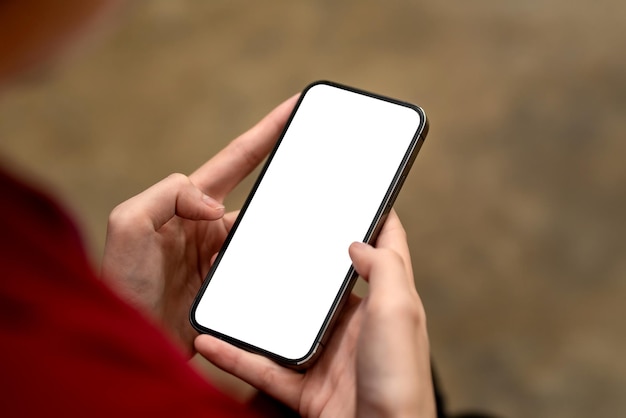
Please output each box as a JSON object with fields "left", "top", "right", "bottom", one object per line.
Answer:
{"left": 101, "top": 95, "right": 298, "bottom": 355}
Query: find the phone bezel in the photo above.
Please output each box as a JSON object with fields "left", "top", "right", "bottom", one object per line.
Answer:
{"left": 190, "top": 80, "right": 428, "bottom": 369}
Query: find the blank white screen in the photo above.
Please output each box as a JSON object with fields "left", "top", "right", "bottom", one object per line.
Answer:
{"left": 193, "top": 83, "right": 421, "bottom": 361}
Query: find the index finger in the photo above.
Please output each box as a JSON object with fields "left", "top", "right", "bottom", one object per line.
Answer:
{"left": 194, "top": 334, "right": 303, "bottom": 410}
{"left": 190, "top": 94, "right": 299, "bottom": 200}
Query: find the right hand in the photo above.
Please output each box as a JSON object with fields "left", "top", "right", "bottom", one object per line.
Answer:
{"left": 196, "top": 210, "right": 436, "bottom": 418}
{"left": 349, "top": 212, "right": 436, "bottom": 417}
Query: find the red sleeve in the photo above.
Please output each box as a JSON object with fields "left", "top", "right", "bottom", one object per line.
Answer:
{"left": 0, "top": 170, "right": 265, "bottom": 418}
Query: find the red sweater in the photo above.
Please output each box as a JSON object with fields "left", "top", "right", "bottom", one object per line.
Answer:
{"left": 0, "top": 169, "right": 268, "bottom": 417}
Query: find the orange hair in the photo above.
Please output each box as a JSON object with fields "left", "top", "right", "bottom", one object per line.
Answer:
{"left": 0, "top": 0, "right": 114, "bottom": 81}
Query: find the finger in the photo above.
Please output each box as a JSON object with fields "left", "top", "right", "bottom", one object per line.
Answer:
{"left": 209, "top": 252, "right": 219, "bottom": 268}
{"left": 204, "top": 211, "right": 239, "bottom": 276}
{"left": 222, "top": 210, "right": 240, "bottom": 234}
{"left": 348, "top": 241, "right": 409, "bottom": 294}
{"left": 349, "top": 210, "right": 416, "bottom": 292}
{"left": 190, "top": 95, "right": 299, "bottom": 200}
{"left": 113, "top": 173, "right": 224, "bottom": 232}
{"left": 194, "top": 335, "right": 302, "bottom": 409}
{"left": 374, "top": 209, "right": 414, "bottom": 279}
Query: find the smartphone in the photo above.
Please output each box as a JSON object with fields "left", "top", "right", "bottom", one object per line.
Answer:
{"left": 190, "top": 80, "right": 428, "bottom": 369}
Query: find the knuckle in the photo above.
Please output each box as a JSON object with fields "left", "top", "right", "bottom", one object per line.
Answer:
{"left": 107, "top": 172, "right": 191, "bottom": 232}
{"left": 107, "top": 203, "right": 146, "bottom": 235}
{"left": 165, "top": 172, "right": 191, "bottom": 187}
{"left": 107, "top": 202, "right": 132, "bottom": 229}
{"left": 406, "top": 298, "right": 427, "bottom": 325}
{"left": 367, "top": 277, "right": 426, "bottom": 324}
{"left": 368, "top": 296, "right": 426, "bottom": 328}
{"left": 257, "top": 365, "right": 280, "bottom": 392}
{"left": 377, "top": 247, "right": 405, "bottom": 267}
{"left": 230, "top": 136, "right": 262, "bottom": 169}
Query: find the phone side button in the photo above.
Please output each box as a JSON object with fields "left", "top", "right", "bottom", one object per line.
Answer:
{"left": 387, "top": 175, "right": 406, "bottom": 209}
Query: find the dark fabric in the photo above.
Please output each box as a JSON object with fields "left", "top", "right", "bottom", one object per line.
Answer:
{"left": 432, "top": 361, "right": 449, "bottom": 418}
{"left": 431, "top": 360, "right": 501, "bottom": 418}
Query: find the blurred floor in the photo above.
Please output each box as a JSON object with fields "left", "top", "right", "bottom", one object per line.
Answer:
{"left": 1, "top": 1, "right": 625, "bottom": 417}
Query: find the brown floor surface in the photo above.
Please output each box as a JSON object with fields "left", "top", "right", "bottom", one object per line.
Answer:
{"left": 1, "top": 1, "right": 625, "bottom": 417}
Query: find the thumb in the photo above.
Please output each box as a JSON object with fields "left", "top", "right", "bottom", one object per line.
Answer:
{"left": 348, "top": 241, "right": 376, "bottom": 282}
{"left": 150, "top": 173, "right": 225, "bottom": 229}
{"left": 115, "top": 173, "right": 225, "bottom": 232}
{"left": 349, "top": 241, "right": 410, "bottom": 298}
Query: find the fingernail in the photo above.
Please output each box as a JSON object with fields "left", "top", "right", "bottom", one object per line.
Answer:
{"left": 350, "top": 241, "right": 370, "bottom": 251}
{"left": 202, "top": 194, "right": 225, "bottom": 210}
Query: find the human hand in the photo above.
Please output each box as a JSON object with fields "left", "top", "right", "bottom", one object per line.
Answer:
{"left": 195, "top": 210, "right": 436, "bottom": 418}
{"left": 101, "top": 95, "right": 298, "bottom": 355}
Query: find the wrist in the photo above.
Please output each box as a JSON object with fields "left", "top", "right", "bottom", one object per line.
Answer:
{"left": 357, "top": 378, "right": 436, "bottom": 417}
{"left": 357, "top": 402, "right": 435, "bottom": 418}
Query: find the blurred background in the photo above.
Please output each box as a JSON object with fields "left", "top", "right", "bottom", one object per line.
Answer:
{"left": 1, "top": 0, "right": 625, "bottom": 416}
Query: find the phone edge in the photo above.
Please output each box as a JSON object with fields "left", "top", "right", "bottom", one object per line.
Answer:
{"left": 189, "top": 81, "right": 429, "bottom": 370}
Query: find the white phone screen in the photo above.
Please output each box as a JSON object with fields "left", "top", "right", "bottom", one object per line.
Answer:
{"left": 192, "top": 82, "right": 424, "bottom": 363}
